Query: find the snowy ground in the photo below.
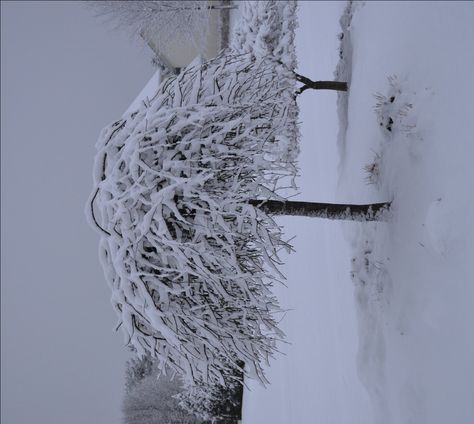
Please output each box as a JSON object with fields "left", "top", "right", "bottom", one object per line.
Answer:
{"left": 243, "top": 2, "right": 474, "bottom": 423}
{"left": 340, "top": 3, "right": 474, "bottom": 424}
{"left": 242, "top": 2, "right": 371, "bottom": 423}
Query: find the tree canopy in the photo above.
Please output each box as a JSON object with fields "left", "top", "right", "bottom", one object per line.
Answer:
{"left": 86, "top": 50, "right": 299, "bottom": 386}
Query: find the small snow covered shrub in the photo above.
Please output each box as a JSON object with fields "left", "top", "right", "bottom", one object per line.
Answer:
{"left": 363, "top": 151, "right": 382, "bottom": 187}
{"left": 374, "top": 75, "right": 413, "bottom": 136}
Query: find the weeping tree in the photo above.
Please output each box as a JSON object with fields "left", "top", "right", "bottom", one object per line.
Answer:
{"left": 87, "top": 101, "right": 293, "bottom": 388}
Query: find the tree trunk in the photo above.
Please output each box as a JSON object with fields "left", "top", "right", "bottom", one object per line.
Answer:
{"left": 208, "top": 4, "right": 238, "bottom": 10}
{"left": 249, "top": 199, "right": 391, "bottom": 222}
{"left": 295, "top": 72, "right": 348, "bottom": 95}
{"left": 171, "top": 4, "right": 237, "bottom": 11}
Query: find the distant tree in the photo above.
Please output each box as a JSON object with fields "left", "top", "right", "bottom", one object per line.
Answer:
{"left": 87, "top": 1, "right": 235, "bottom": 56}
{"left": 123, "top": 355, "right": 203, "bottom": 424}
{"left": 125, "top": 352, "right": 154, "bottom": 393}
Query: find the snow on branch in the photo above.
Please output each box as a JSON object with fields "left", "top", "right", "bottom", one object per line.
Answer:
{"left": 87, "top": 97, "right": 298, "bottom": 386}
{"left": 147, "top": 50, "right": 300, "bottom": 165}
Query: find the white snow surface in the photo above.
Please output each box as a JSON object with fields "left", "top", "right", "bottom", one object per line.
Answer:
{"left": 340, "top": 3, "right": 474, "bottom": 424}
{"left": 243, "top": 1, "right": 474, "bottom": 424}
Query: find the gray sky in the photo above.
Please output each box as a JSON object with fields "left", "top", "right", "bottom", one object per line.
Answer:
{"left": 1, "top": 2, "right": 155, "bottom": 422}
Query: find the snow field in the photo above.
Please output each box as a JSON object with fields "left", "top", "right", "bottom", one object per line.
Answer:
{"left": 244, "top": 2, "right": 474, "bottom": 424}
{"left": 340, "top": 2, "right": 474, "bottom": 423}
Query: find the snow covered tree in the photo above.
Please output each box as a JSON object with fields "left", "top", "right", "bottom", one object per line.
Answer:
{"left": 87, "top": 1, "right": 235, "bottom": 57}
{"left": 87, "top": 99, "right": 292, "bottom": 388}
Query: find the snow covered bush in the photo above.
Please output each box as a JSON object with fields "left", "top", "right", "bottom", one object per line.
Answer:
{"left": 363, "top": 151, "right": 382, "bottom": 187}
{"left": 374, "top": 76, "right": 414, "bottom": 136}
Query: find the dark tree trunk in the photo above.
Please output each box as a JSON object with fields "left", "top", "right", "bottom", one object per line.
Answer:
{"left": 295, "top": 72, "right": 348, "bottom": 95}
{"left": 174, "top": 4, "right": 237, "bottom": 11}
{"left": 249, "top": 199, "right": 391, "bottom": 222}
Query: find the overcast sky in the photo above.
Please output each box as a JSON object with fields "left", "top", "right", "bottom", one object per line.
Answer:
{"left": 1, "top": 2, "right": 155, "bottom": 423}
